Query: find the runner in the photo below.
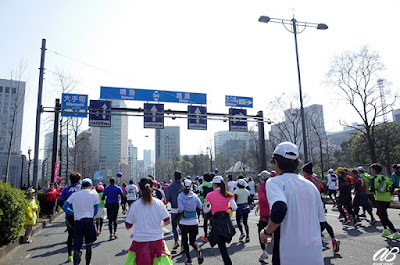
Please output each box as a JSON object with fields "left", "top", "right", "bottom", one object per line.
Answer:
{"left": 357, "top": 166, "right": 375, "bottom": 214}
{"left": 153, "top": 181, "right": 166, "bottom": 203}
{"left": 247, "top": 177, "right": 256, "bottom": 204}
{"left": 102, "top": 177, "right": 123, "bottom": 240}
{"left": 124, "top": 177, "right": 173, "bottom": 265}
{"left": 234, "top": 179, "right": 251, "bottom": 243}
{"left": 302, "top": 163, "right": 340, "bottom": 254}
{"left": 350, "top": 169, "right": 376, "bottom": 226}
{"left": 166, "top": 171, "right": 184, "bottom": 250}
{"left": 178, "top": 179, "right": 204, "bottom": 265}
{"left": 95, "top": 184, "right": 106, "bottom": 235}
{"left": 390, "top": 164, "right": 400, "bottom": 201}
{"left": 204, "top": 176, "right": 237, "bottom": 265}
{"left": 327, "top": 169, "right": 338, "bottom": 207}
{"left": 121, "top": 183, "right": 128, "bottom": 215}
{"left": 255, "top": 170, "right": 270, "bottom": 262}
{"left": 337, "top": 168, "right": 356, "bottom": 224}
{"left": 260, "top": 142, "right": 326, "bottom": 265}
{"left": 125, "top": 180, "right": 139, "bottom": 207}
{"left": 370, "top": 163, "right": 400, "bottom": 239}
{"left": 199, "top": 172, "right": 213, "bottom": 242}
{"left": 226, "top": 175, "right": 236, "bottom": 193}
{"left": 58, "top": 172, "right": 82, "bottom": 262}
{"left": 62, "top": 178, "right": 99, "bottom": 265}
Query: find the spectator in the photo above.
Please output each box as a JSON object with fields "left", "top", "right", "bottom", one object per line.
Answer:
{"left": 260, "top": 142, "right": 326, "bottom": 265}
{"left": 22, "top": 189, "right": 38, "bottom": 244}
{"left": 42, "top": 180, "right": 49, "bottom": 193}
{"left": 45, "top": 183, "right": 58, "bottom": 217}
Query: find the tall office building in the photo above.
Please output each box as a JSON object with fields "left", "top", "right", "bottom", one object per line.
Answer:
{"left": 143, "top": 149, "right": 153, "bottom": 167}
{"left": 155, "top": 126, "right": 180, "bottom": 162}
{"left": 127, "top": 139, "right": 138, "bottom": 181}
{"left": 0, "top": 78, "right": 25, "bottom": 187}
{"left": 92, "top": 100, "right": 129, "bottom": 182}
{"left": 214, "top": 131, "right": 255, "bottom": 157}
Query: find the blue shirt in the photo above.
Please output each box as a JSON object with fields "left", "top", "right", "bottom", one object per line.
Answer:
{"left": 58, "top": 184, "right": 81, "bottom": 215}
{"left": 102, "top": 185, "right": 123, "bottom": 204}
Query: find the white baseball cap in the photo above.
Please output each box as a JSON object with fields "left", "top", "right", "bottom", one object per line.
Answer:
{"left": 184, "top": 179, "right": 192, "bottom": 187}
{"left": 237, "top": 179, "right": 248, "bottom": 187}
{"left": 357, "top": 166, "right": 364, "bottom": 171}
{"left": 273, "top": 142, "right": 299, "bottom": 160}
{"left": 258, "top": 170, "right": 271, "bottom": 180}
{"left": 328, "top": 169, "right": 334, "bottom": 173}
{"left": 212, "top": 176, "right": 223, "bottom": 184}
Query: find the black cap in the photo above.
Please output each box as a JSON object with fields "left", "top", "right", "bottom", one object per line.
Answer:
{"left": 302, "top": 162, "right": 313, "bottom": 174}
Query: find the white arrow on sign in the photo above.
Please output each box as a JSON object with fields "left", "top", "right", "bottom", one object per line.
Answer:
{"left": 194, "top": 108, "right": 202, "bottom": 123}
{"left": 102, "top": 104, "right": 108, "bottom": 119}
{"left": 151, "top": 105, "right": 158, "bottom": 122}
{"left": 233, "top": 112, "right": 246, "bottom": 123}
{"left": 238, "top": 99, "right": 252, "bottom": 106}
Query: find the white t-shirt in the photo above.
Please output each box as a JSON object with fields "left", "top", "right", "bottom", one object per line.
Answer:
{"left": 227, "top": 180, "right": 237, "bottom": 193}
{"left": 125, "top": 184, "right": 139, "bottom": 200}
{"left": 248, "top": 181, "right": 255, "bottom": 195}
{"left": 266, "top": 173, "right": 325, "bottom": 265}
{"left": 126, "top": 198, "right": 170, "bottom": 242}
{"left": 327, "top": 173, "right": 338, "bottom": 190}
{"left": 67, "top": 189, "right": 100, "bottom": 220}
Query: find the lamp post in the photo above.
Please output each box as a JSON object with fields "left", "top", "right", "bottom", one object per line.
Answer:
{"left": 27, "top": 148, "right": 32, "bottom": 188}
{"left": 258, "top": 16, "right": 328, "bottom": 162}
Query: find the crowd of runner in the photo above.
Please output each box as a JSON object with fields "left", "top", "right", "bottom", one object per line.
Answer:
{"left": 23, "top": 141, "right": 400, "bottom": 265}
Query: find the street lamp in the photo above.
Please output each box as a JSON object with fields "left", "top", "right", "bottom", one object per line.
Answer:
{"left": 258, "top": 15, "right": 328, "bottom": 162}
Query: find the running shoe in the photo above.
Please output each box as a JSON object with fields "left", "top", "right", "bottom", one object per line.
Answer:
{"left": 391, "top": 232, "right": 400, "bottom": 240}
{"left": 239, "top": 232, "right": 245, "bottom": 241}
{"left": 245, "top": 236, "right": 250, "bottom": 243}
{"left": 67, "top": 255, "right": 73, "bottom": 262}
{"left": 114, "top": 232, "right": 118, "bottom": 239}
{"left": 259, "top": 250, "right": 269, "bottom": 262}
{"left": 23, "top": 239, "right": 32, "bottom": 244}
{"left": 173, "top": 240, "right": 180, "bottom": 249}
{"left": 338, "top": 214, "right": 344, "bottom": 219}
{"left": 197, "top": 249, "right": 204, "bottom": 264}
{"left": 359, "top": 213, "right": 366, "bottom": 218}
{"left": 201, "top": 235, "right": 208, "bottom": 242}
{"left": 369, "top": 218, "right": 377, "bottom": 225}
{"left": 353, "top": 220, "right": 362, "bottom": 227}
{"left": 184, "top": 259, "right": 193, "bottom": 265}
{"left": 343, "top": 218, "right": 351, "bottom": 225}
{"left": 332, "top": 239, "right": 340, "bottom": 253}
{"left": 109, "top": 235, "right": 115, "bottom": 241}
{"left": 381, "top": 229, "right": 391, "bottom": 237}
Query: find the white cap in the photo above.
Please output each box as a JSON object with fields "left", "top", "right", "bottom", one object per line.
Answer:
{"left": 212, "top": 176, "right": 223, "bottom": 184}
{"left": 328, "top": 169, "right": 334, "bottom": 173}
{"left": 237, "top": 179, "right": 248, "bottom": 187}
{"left": 357, "top": 166, "right": 364, "bottom": 171}
{"left": 184, "top": 179, "right": 192, "bottom": 187}
{"left": 258, "top": 170, "right": 270, "bottom": 180}
{"left": 273, "top": 142, "right": 299, "bottom": 160}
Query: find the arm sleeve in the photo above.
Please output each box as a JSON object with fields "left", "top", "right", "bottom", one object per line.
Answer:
{"left": 270, "top": 201, "right": 287, "bottom": 224}
{"left": 62, "top": 201, "right": 74, "bottom": 215}
{"left": 229, "top": 198, "right": 237, "bottom": 211}
{"left": 94, "top": 204, "right": 99, "bottom": 216}
{"left": 166, "top": 187, "right": 171, "bottom": 202}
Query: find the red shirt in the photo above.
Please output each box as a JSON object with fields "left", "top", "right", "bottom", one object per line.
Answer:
{"left": 257, "top": 182, "right": 270, "bottom": 219}
{"left": 45, "top": 188, "right": 58, "bottom": 201}
{"left": 305, "top": 175, "right": 324, "bottom": 191}
{"left": 353, "top": 175, "right": 366, "bottom": 192}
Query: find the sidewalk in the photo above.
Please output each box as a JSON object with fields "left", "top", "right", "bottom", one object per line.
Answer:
{"left": 0, "top": 212, "right": 64, "bottom": 260}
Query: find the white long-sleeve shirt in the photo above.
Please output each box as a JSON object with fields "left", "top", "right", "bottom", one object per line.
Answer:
{"left": 327, "top": 173, "right": 338, "bottom": 190}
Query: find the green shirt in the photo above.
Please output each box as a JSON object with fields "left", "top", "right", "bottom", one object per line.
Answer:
{"left": 374, "top": 175, "right": 393, "bottom": 202}
{"left": 360, "top": 172, "right": 373, "bottom": 195}
{"left": 98, "top": 192, "right": 105, "bottom": 208}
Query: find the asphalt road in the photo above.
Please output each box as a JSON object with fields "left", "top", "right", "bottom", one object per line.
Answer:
{"left": 1, "top": 204, "right": 399, "bottom": 265}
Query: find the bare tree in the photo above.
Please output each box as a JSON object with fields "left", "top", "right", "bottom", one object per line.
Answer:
{"left": 3, "top": 61, "right": 27, "bottom": 183}
{"left": 326, "top": 46, "right": 396, "bottom": 163}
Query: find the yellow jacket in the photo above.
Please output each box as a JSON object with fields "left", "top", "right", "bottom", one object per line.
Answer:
{"left": 25, "top": 198, "right": 38, "bottom": 225}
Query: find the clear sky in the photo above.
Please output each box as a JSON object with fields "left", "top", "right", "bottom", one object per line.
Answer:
{"left": 1, "top": 0, "right": 399, "bottom": 160}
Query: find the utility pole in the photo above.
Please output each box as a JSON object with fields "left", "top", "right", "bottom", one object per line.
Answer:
{"left": 51, "top": 99, "right": 60, "bottom": 184}
{"left": 27, "top": 148, "right": 32, "bottom": 188}
{"left": 33, "top": 39, "right": 47, "bottom": 189}
{"left": 257, "top": 111, "right": 267, "bottom": 172}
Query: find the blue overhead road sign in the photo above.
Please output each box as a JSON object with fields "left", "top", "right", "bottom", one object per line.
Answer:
{"left": 93, "top": 171, "right": 104, "bottom": 181}
{"left": 89, "top": 100, "right": 111, "bottom": 127}
{"left": 229, "top": 108, "right": 247, "bottom": 132}
{"left": 61, "top": 93, "right": 88, "bottom": 117}
{"left": 144, "top": 103, "right": 164, "bottom": 129}
{"left": 188, "top": 106, "right": 207, "bottom": 130}
{"left": 225, "top": 95, "right": 253, "bottom": 108}
{"left": 100, "top": 86, "right": 207, "bottom": 105}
